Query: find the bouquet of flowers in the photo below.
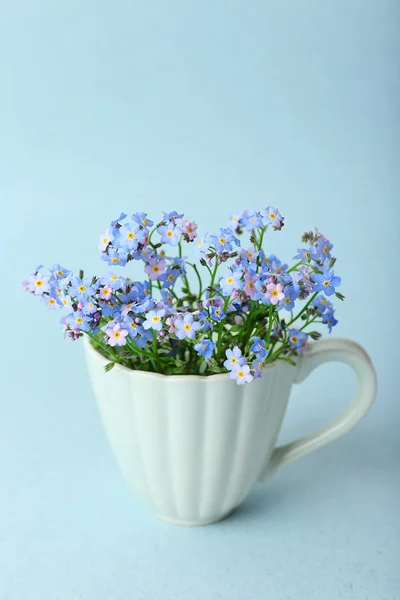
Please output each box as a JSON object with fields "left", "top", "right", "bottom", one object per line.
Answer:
{"left": 23, "top": 207, "right": 343, "bottom": 384}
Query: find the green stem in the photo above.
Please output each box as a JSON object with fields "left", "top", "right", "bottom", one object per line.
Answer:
{"left": 86, "top": 331, "right": 118, "bottom": 361}
{"left": 287, "top": 260, "right": 303, "bottom": 274}
{"left": 300, "top": 315, "right": 319, "bottom": 331}
{"left": 152, "top": 330, "right": 162, "bottom": 372}
{"left": 186, "top": 262, "right": 203, "bottom": 299}
{"left": 256, "top": 227, "right": 266, "bottom": 272}
{"left": 210, "top": 260, "right": 219, "bottom": 288}
{"left": 265, "top": 304, "right": 275, "bottom": 348}
{"left": 287, "top": 292, "right": 318, "bottom": 327}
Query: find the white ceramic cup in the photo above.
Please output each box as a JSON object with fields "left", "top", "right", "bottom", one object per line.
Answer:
{"left": 84, "top": 336, "right": 377, "bottom": 526}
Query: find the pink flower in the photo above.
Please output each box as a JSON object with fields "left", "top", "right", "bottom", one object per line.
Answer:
{"left": 243, "top": 272, "right": 256, "bottom": 299}
{"left": 182, "top": 220, "right": 198, "bottom": 241}
{"left": 144, "top": 258, "right": 167, "bottom": 281}
{"left": 100, "top": 285, "right": 113, "bottom": 300}
{"left": 105, "top": 323, "right": 129, "bottom": 347}
{"left": 266, "top": 282, "right": 284, "bottom": 305}
{"left": 166, "top": 316, "right": 177, "bottom": 334}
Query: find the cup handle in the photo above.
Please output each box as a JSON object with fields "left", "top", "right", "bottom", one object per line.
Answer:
{"left": 258, "top": 337, "right": 377, "bottom": 482}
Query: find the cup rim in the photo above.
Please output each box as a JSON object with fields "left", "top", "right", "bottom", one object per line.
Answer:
{"left": 83, "top": 334, "right": 281, "bottom": 382}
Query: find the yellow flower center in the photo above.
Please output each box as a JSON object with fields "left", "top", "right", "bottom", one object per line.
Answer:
{"left": 269, "top": 213, "right": 276, "bottom": 219}
{"left": 291, "top": 336, "right": 298, "bottom": 343}
{"left": 103, "top": 238, "right": 108, "bottom": 244}
{"left": 111, "top": 275, "right": 118, "bottom": 281}
{"left": 323, "top": 280, "right": 330, "bottom": 287}
{"left": 321, "top": 298, "right": 327, "bottom": 305}
{"left": 114, "top": 331, "right": 121, "bottom": 338}
{"left": 238, "top": 370, "right": 245, "bottom": 378}
{"left": 130, "top": 322, "right": 136, "bottom": 328}
{"left": 76, "top": 317, "right": 83, "bottom": 324}
{"left": 152, "top": 316, "right": 160, "bottom": 323}
{"left": 57, "top": 270, "right": 63, "bottom": 276}
{"left": 78, "top": 285, "right": 86, "bottom": 293}
{"left": 153, "top": 266, "right": 160, "bottom": 272}
{"left": 227, "top": 277, "right": 234, "bottom": 285}
{"left": 49, "top": 299, "right": 55, "bottom": 305}
{"left": 183, "top": 324, "right": 191, "bottom": 331}
{"left": 167, "top": 230, "right": 173, "bottom": 237}
{"left": 111, "top": 257, "right": 119, "bottom": 263}
{"left": 36, "top": 280, "right": 43, "bottom": 287}
{"left": 231, "top": 357, "right": 237, "bottom": 364}
{"left": 285, "top": 298, "right": 291, "bottom": 304}
{"left": 142, "top": 219, "right": 148, "bottom": 225}
{"left": 127, "top": 232, "right": 135, "bottom": 239}
{"left": 271, "top": 289, "right": 279, "bottom": 297}
{"left": 109, "top": 301, "right": 115, "bottom": 307}
{"left": 323, "top": 246, "right": 329, "bottom": 254}
{"left": 219, "top": 237, "right": 226, "bottom": 244}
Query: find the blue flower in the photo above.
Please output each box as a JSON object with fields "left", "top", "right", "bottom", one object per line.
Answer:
{"left": 132, "top": 212, "right": 154, "bottom": 228}
{"left": 209, "top": 228, "right": 240, "bottom": 254}
{"left": 194, "top": 339, "right": 216, "bottom": 360}
{"left": 311, "top": 237, "right": 333, "bottom": 261}
{"left": 159, "top": 267, "right": 179, "bottom": 288}
{"left": 193, "top": 233, "right": 209, "bottom": 256}
{"left": 228, "top": 211, "right": 245, "bottom": 230}
{"left": 210, "top": 305, "right": 226, "bottom": 321}
{"left": 69, "top": 277, "right": 95, "bottom": 302}
{"left": 252, "top": 356, "right": 265, "bottom": 379}
{"left": 157, "top": 224, "right": 181, "bottom": 247}
{"left": 110, "top": 212, "right": 127, "bottom": 228}
{"left": 219, "top": 268, "right": 243, "bottom": 295}
{"left": 174, "top": 313, "right": 202, "bottom": 340}
{"left": 288, "top": 328, "right": 307, "bottom": 350}
{"left": 143, "top": 309, "right": 165, "bottom": 331}
{"left": 163, "top": 210, "right": 184, "bottom": 222}
{"left": 197, "top": 311, "right": 214, "bottom": 331}
{"left": 116, "top": 223, "right": 145, "bottom": 251}
{"left": 121, "top": 315, "right": 141, "bottom": 338}
{"left": 313, "top": 269, "right": 341, "bottom": 296}
{"left": 242, "top": 210, "right": 263, "bottom": 231}
{"left": 279, "top": 285, "right": 297, "bottom": 311}
{"left": 322, "top": 310, "right": 338, "bottom": 332}
{"left": 260, "top": 206, "right": 284, "bottom": 230}
{"left": 229, "top": 363, "right": 253, "bottom": 385}
{"left": 83, "top": 299, "right": 98, "bottom": 314}
{"left": 224, "top": 346, "right": 246, "bottom": 371}
{"left": 101, "top": 248, "right": 128, "bottom": 267}
{"left": 100, "top": 272, "right": 125, "bottom": 290}
{"left": 64, "top": 310, "right": 91, "bottom": 332}
{"left": 160, "top": 289, "right": 175, "bottom": 308}
{"left": 250, "top": 336, "right": 268, "bottom": 358}
{"left": 101, "top": 297, "right": 120, "bottom": 318}
{"left": 293, "top": 248, "right": 311, "bottom": 262}
{"left": 312, "top": 294, "right": 332, "bottom": 314}
{"left": 51, "top": 264, "right": 71, "bottom": 280}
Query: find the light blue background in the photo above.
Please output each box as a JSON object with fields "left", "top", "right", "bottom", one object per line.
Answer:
{"left": 1, "top": 1, "right": 399, "bottom": 598}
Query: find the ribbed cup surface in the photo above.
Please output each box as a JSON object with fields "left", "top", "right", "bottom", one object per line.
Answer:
{"left": 84, "top": 340, "right": 295, "bottom": 525}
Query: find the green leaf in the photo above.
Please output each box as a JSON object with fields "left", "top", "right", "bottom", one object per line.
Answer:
{"left": 104, "top": 362, "right": 115, "bottom": 373}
